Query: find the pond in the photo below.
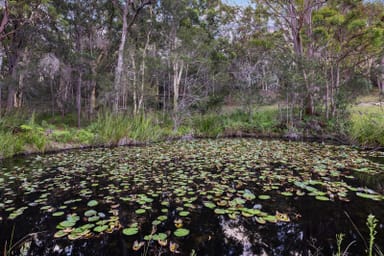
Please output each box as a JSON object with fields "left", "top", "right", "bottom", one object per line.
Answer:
{"left": 1, "top": 138, "right": 384, "bottom": 256}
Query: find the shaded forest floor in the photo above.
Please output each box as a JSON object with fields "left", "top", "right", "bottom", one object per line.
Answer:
{"left": 1, "top": 92, "right": 384, "bottom": 159}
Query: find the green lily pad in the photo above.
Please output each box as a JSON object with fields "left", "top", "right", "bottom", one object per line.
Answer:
{"left": 315, "top": 195, "right": 330, "bottom": 201}
{"left": 152, "top": 233, "right": 167, "bottom": 241}
{"left": 173, "top": 228, "right": 190, "bottom": 237}
{"left": 356, "top": 192, "right": 382, "bottom": 201}
{"left": 94, "top": 225, "right": 108, "bottom": 233}
{"left": 87, "top": 200, "right": 98, "bottom": 207}
{"left": 203, "top": 201, "right": 216, "bottom": 209}
{"left": 135, "top": 208, "right": 146, "bottom": 214}
{"left": 123, "top": 227, "right": 139, "bottom": 236}
{"left": 84, "top": 209, "right": 97, "bottom": 217}
{"left": 258, "top": 195, "right": 271, "bottom": 200}
{"left": 52, "top": 211, "right": 65, "bottom": 217}
{"left": 58, "top": 220, "right": 76, "bottom": 228}
{"left": 179, "top": 211, "right": 190, "bottom": 217}
{"left": 54, "top": 230, "right": 68, "bottom": 238}
{"left": 214, "top": 208, "right": 226, "bottom": 215}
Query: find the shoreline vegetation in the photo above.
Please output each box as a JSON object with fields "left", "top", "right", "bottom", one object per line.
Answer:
{"left": 1, "top": 102, "right": 383, "bottom": 160}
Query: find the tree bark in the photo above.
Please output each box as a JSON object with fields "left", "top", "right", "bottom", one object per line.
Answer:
{"left": 6, "top": 57, "right": 17, "bottom": 112}
{"left": 172, "top": 59, "right": 184, "bottom": 113}
{"left": 0, "top": 44, "right": 3, "bottom": 114}
{"left": 379, "top": 55, "right": 384, "bottom": 93}
{"left": 77, "top": 72, "right": 82, "bottom": 128}
{"left": 138, "top": 30, "right": 151, "bottom": 114}
{"left": 113, "top": 2, "right": 129, "bottom": 113}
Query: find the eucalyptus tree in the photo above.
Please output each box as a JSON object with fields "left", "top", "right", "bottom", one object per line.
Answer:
{"left": 152, "top": 0, "right": 224, "bottom": 128}
{"left": 0, "top": 0, "right": 53, "bottom": 112}
{"left": 112, "top": 0, "right": 155, "bottom": 113}
{"left": 311, "top": 0, "right": 384, "bottom": 117}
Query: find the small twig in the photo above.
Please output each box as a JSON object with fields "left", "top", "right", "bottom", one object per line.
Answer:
{"left": 344, "top": 211, "right": 368, "bottom": 249}
{"left": 342, "top": 240, "right": 356, "bottom": 256}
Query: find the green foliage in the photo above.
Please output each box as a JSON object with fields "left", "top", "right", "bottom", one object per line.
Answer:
{"left": 51, "top": 130, "right": 72, "bottom": 143}
{"left": 0, "top": 112, "right": 28, "bottom": 132}
{"left": 349, "top": 109, "right": 384, "bottom": 146}
{"left": 335, "top": 233, "right": 345, "bottom": 256}
{"left": 192, "top": 114, "right": 224, "bottom": 137}
{"left": 0, "top": 132, "right": 24, "bottom": 158}
{"left": 223, "top": 109, "right": 278, "bottom": 133}
{"left": 89, "top": 112, "right": 163, "bottom": 144}
{"left": 19, "top": 113, "right": 47, "bottom": 152}
{"left": 74, "top": 129, "right": 94, "bottom": 144}
{"left": 366, "top": 214, "right": 378, "bottom": 256}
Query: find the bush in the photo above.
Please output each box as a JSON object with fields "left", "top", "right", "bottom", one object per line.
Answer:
{"left": 0, "top": 132, "right": 24, "bottom": 158}
{"left": 89, "top": 112, "right": 164, "bottom": 144}
{"left": 74, "top": 129, "right": 95, "bottom": 144}
{"left": 349, "top": 111, "right": 384, "bottom": 146}
{"left": 192, "top": 114, "right": 224, "bottom": 137}
{"left": 52, "top": 130, "right": 72, "bottom": 143}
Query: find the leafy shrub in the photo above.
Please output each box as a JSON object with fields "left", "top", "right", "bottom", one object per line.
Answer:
{"left": 74, "top": 129, "right": 94, "bottom": 144}
{"left": 52, "top": 130, "right": 72, "bottom": 143}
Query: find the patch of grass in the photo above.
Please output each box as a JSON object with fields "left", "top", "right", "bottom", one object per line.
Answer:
{"left": 223, "top": 109, "right": 278, "bottom": 133}
{"left": 192, "top": 114, "right": 224, "bottom": 137}
{"left": 0, "top": 112, "right": 28, "bottom": 132}
{"left": 89, "top": 112, "right": 164, "bottom": 144}
{"left": 349, "top": 106, "right": 384, "bottom": 146}
{"left": 0, "top": 131, "right": 24, "bottom": 158}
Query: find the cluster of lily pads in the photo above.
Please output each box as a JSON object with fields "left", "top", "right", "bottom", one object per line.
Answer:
{"left": 1, "top": 139, "right": 384, "bottom": 253}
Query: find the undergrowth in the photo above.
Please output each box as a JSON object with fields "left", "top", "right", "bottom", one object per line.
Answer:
{"left": 349, "top": 107, "right": 384, "bottom": 146}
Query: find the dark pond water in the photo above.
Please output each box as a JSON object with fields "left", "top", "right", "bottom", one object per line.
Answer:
{"left": 1, "top": 139, "right": 384, "bottom": 256}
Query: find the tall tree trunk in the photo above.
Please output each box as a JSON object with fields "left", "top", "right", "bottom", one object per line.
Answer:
{"left": 379, "top": 55, "right": 384, "bottom": 93}
{"left": 77, "top": 73, "right": 82, "bottom": 128}
{"left": 76, "top": 31, "right": 83, "bottom": 128}
{"left": 131, "top": 52, "right": 137, "bottom": 115}
{"left": 172, "top": 59, "right": 184, "bottom": 113}
{"left": 0, "top": 45, "right": 3, "bottom": 115}
{"left": 113, "top": 3, "right": 129, "bottom": 113}
{"left": 90, "top": 81, "right": 96, "bottom": 116}
{"left": 138, "top": 31, "right": 151, "bottom": 114}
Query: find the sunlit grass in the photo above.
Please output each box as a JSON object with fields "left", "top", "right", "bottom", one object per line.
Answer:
{"left": 349, "top": 105, "right": 384, "bottom": 146}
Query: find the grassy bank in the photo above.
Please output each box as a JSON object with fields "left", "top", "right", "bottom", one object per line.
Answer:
{"left": 349, "top": 105, "right": 384, "bottom": 147}
{"left": 1, "top": 103, "right": 384, "bottom": 159}
{"left": 0, "top": 109, "right": 280, "bottom": 159}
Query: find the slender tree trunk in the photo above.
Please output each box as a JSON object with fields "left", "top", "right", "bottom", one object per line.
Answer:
{"left": 0, "top": 45, "right": 3, "bottom": 115}
{"left": 130, "top": 52, "right": 137, "bottom": 114}
{"left": 379, "top": 55, "right": 384, "bottom": 93}
{"left": 90, "top": 81, "right": 96, "bottom": 116}
{"left": 77, "top": 73, "right": 82, "bottom": 128}
{"left": 113, "top": 3, "right": 129, "bottom": 113}
{"left": 6, "top": 52, "right": 18, "bottom": 112}
{"left": 76, "top": 32, "right": 83, "bottom": 128}
{"left": 172, "top": 59, "right": 184, "bottom": 113}
{"left": 138, "top": 31, "right": 151, "bottom": 114}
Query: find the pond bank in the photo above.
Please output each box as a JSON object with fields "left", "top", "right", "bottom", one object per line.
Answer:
{"left": 1, "top": 108, "right": 383, "bottom": 160}
{"left": 0, "top": 131, "right": 358, "bottom": 162}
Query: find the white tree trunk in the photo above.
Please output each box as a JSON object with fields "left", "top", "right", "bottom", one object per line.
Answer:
{"left": 138, "top": 30, "right": 151, "bottom": 114}
{"left": 113, "top": 2, "right": 129, "bottom": 113}
{"left": 172, "top": 58, "right": 184, "bottom": 112}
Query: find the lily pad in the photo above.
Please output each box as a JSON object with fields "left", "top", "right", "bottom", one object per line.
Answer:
{"left": 258, "top": 195, "right": 271, "bottom": 200}
{"left": 87, "top": 200, "right": 98, "bottom": 207}
{"left": 123, "top": 227, "right": 139, "bottom": 236}
{"left": 173, "top": 228, "right": 190, "bottom": 237}
{"left": 94, "top": 225, "right": 108, "bottom": 233}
